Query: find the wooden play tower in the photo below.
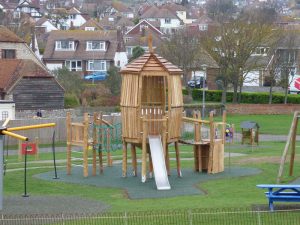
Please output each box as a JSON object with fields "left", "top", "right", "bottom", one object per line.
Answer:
{"left": 120, "top": 49, "right": 183, "bottom": 183}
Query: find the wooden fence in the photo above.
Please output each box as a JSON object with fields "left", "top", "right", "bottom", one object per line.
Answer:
{"left": 1, "top": 115, "right": 122, "bottom": 146}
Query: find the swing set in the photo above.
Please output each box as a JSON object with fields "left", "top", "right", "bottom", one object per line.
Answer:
{"left": 0, "top": 118, "right": 56, "bottom": 210}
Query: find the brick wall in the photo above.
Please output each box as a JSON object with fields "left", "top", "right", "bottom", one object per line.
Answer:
{"left": 226, "top": 104, "right": 300, "bottom": 114}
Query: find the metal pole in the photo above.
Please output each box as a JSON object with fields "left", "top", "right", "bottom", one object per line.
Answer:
{"left": 202, "top": 66, "right": 207, "bottom": 119}
{"left": 52, "top": 131, "right": 59, "bottom": 179}
{"left": 0, "top": 135, "right": 4, "bottom": 210}
{"left": 23, "top": 144, "right": 29, "bottom": 197}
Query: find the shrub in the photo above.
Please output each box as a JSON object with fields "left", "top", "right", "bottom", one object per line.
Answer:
{"left": 191, "top": 89, "right": 300, "bottom": 104}
{"left": 64, "top": 94, "right": 80, "bottom": 108}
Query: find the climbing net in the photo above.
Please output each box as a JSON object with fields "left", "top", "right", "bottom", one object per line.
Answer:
{"left": 92, "top": 123, "right": 122, "bottom": 152}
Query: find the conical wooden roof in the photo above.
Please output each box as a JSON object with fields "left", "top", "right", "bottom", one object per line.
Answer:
{"left": 121, "top": 53, "right": 182, "bottom": 74}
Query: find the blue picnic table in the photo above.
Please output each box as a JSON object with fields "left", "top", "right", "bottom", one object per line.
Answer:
{"left": 256, "top": 184, "right": 300, "bottom": 211}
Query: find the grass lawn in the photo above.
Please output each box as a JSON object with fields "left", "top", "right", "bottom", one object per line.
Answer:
{"left": 212, "top": 114, "right": 297, "bottom": 135}
{"left": 3, "top": 140, "right": 300, "bottom": 212}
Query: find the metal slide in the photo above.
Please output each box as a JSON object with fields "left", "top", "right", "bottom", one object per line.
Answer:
{"left": 148, "top": 135, "right": 171, "bottom": 190}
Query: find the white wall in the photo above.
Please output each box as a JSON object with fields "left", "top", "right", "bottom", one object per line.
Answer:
{"left": 243, "top": 71, "right": 260, "bottom": 86}
{"left": 0, "top": 101, "right": 15, "bottom": 120}
{"left": 114, "top": 52, "right": 128, "bottom": 68}
{"left": 46, "top": 63, "right": 63, "bottom": 71}
{"left": 67, "top": 14, "right": 86, "bottom": 28}
{"left": 43, "top": 21, "right": 58, "bottom": 32}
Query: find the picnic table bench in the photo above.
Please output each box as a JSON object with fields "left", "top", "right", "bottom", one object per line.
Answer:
{"left": 257, "top": 184, "right": 300, "bottom": 211}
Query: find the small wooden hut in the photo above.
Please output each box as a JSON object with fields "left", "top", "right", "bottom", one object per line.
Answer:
{"left": 120, "top": 52, "right": 183, "bottom": 182}
{"left": 241, "top": 121, "right": 259, "bottom": 145}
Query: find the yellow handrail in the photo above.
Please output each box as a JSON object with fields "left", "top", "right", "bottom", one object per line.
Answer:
{"left": 182, "top": 117, "right": 210, "bottom": 124}
{"left": 2, "top": 130, "right": 28, "bottom": 141}
{"left": 7, "top": 123, "right": 56, "bottom": 132}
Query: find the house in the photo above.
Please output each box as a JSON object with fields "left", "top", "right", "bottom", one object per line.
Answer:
{"left": 124, "top": 19, "right": 165, "bottom": 56}
{"left": 65, "top": 7, "right": 89, "bottom": 29}
{"left": 15, "top": 0, "right": 43, "bottom": 19}
{"left": 79, "top": 18, "right": 104, "bottom": 31}
{"left": 186, "top": 15, "right": 219, "bottom": 34}
{"left": 140, "top": 5, "right": 183, "bottom": 34}
{"left": 0, "top": 25, "right": 45, "bottom": 68}
{"left": 103, "top": 1, "right": 134, "bottom": 19}
{"left": 0, "top": 59, "right": 64, "bottom": 110}
{"left": 43, "top": 30, "right": 128, "bottom": 74}
{"left": 49, "top": 7, "right": 88, "bottom": 30}
{"left": 98, "top": 13, "right": 134, "bottom": 32}
{"left": 161, "top": 3, "right": 195, "bottom": 24}
{"left": 35, "top": 17, "right": 58, "bottom": 33}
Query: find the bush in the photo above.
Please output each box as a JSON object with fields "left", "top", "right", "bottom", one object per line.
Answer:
{"left": 64, "top": 94, "right": 80, "bottom": 108}
{"left": 182, "top": 89, "right": 189, "bottom": 96}
{"left": 191, "top": 89, "right": 300, "bottom": 104}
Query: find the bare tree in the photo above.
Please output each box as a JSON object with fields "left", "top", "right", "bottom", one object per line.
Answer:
{"left": 275, "top": 30, "right": 299, "bottom": 104}
{"left": 158, "top": 28, "right": 202, "bottom": 86}
{"left": 201, "top": 19, "right": 276, "bottom": 103}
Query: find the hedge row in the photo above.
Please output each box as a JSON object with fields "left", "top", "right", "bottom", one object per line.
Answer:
{"left": 191, "top": 89, "right": 300, "bottom": 104}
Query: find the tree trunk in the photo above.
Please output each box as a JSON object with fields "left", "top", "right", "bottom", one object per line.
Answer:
{"left": 238, "top": 83, "right": 242, "bottom": 103}
{"left": 232, "top": 82, "right": 238, "bottom": 103}
{"left": 221, "top": 86, "right": 227, "bottom": 104}
{"left": 284, "top": 87, "right": 288, "bottom": 104}
{"left": 268, "top": 85, "right": 273, "bottom": 104}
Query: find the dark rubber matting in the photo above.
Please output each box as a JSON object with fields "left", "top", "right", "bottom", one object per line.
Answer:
{"left": 35, "top": 165, "right": 261, "bottom": 199}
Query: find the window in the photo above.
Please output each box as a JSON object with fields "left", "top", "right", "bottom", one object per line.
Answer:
{"left": 126, "top": 47, "right": 132, "bottom": 55}
{"left": 1, "top": 111, "right": 8, "bottom": 120}
{"left": 86, "top": 41, "right": 105, "bottom": 51}
{"left": 254, "top": 47, "right": 269, "bottom": 56}
{"left": 2, "top": 49, "right": 16, "bottom": 59}
{"left": 165, "top": 18, "right": 171, "bottom": 24}
{"left": 85, "top": 27, "right": 95, "bottom": 31}
{"left": 87, "top": 60, "right": 106, "bottom": 71}
{"left": 55, "top": 41, "right": 75, "bottom": 50}
{"left": 65, "top": 60, "right": 82, "bottom": 71}
{"left": 69, "top": 14, "right": 76, "bottom": 20}
{"left": 199, "top": 24, "right": 208, "bottom": 31}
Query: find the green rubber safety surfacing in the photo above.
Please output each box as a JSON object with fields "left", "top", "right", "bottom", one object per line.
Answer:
{"left": 35, "top": 165, "right": 261, "bottom": 199}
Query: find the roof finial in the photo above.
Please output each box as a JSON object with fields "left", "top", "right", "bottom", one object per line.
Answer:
{"left": 148, "top": 34, "right": 153, "bottom": 53}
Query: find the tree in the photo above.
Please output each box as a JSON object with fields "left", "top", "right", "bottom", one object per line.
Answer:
{"left": 206, "top": 0, "right": 236, "bottom": 22}
{"left": 275, "top": 30, "right": 299, "bottom": 104}
{"left": 53, "top": 67, "right": 85, "bottom": 103}
{"left": 130, "top": 46, "right": 145, "bottom": 62}
{"left": 201, "top": 19, "right": 277, "bottom": 103}
{"left": 158, "top": 28, "right": 202, "bottom": 86}
{"left": 105, "top": 66, "right": 121, "bottom": 96}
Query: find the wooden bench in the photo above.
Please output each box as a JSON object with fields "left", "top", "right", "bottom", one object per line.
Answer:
{"left": 257, "top": 184, "right": 300, "bottom": 211}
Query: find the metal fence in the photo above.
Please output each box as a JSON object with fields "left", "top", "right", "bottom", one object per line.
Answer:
{"left": 1, "top": 208, "right": 300, "bottom": 225}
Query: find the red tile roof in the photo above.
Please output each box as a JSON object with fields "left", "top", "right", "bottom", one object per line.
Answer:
{"left": 0, "top": 26, "right": 24, "bottom": 43}
{"left": 0, "top": 59, "right": 51, "bottom": 92}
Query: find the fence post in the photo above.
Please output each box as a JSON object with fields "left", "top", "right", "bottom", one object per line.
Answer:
{"left": 188, "top": 209, "right": 193, "bottom": 225}
{"left": 124, "top": 211, "right": 128, "bottom": 225}
{"left": 62, "top": 213, "right": 65, "bottom": 225}
{"left": 256, "top": 210, "right": 262, "bottom": 225}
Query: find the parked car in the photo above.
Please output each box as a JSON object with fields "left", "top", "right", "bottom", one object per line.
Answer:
{"left": 84, "top": 72, "right": 107, "bottom": 81}
{"left": 187, "top": 77, "right": 206, "bottom": 88}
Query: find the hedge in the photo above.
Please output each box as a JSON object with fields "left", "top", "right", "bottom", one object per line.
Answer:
{"left": 191, "top": 89, "right": 300, "bottom": 104}
{"left": 64, "top": 94, "right": 80, "bottom": 108}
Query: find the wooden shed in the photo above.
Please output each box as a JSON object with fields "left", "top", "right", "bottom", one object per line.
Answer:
{"left": 120, "top": 52, "right": 183, "bottom": 183}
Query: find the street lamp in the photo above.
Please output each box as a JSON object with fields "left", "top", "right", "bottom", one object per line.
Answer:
{"left": 202, "top": 64, "right": 207, "bottom": 119}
